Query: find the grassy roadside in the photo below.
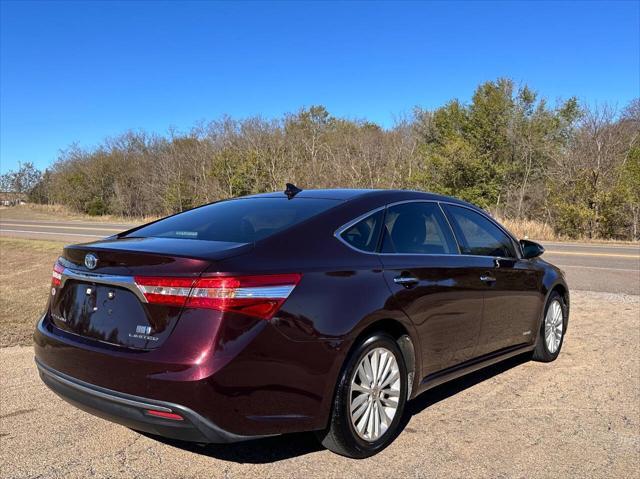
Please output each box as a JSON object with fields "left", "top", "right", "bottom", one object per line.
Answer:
{"left": 0, "top": 237, "right": 65, "bottom": 347}
{"left": 498, "top": 217, "right": 640, "bottom": 245}
{"left": 0, "top": 203, "right": 154, "bottom": 224}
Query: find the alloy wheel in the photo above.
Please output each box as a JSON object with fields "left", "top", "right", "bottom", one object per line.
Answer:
{"left": 544, "top": 299, "right": 563, "bottom": 354}
{"left": 349, "top": 347, "right": 401, "bottom": 441}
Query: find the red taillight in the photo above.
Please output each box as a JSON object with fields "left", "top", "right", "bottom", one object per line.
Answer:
{"left": 134, "top": 276, "right": 196, "bottom": 307}
{"left": 188, "top": 274, "right": 302, "bottom": 319}
{"left": 51, "top": 260, "right": 64, "bottom": 287}
{"left": 134, "top": 274, "right": 301, "bottom": 320}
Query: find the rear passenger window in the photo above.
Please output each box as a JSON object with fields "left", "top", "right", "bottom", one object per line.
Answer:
{"left": 340, "top": 210, "right": 384, "bottom": 252}
{"left": 381, "top": 202, "right": 458, "bottom": 255}
{"left": 443, "top": 205, "right": 517, "bottom": 258}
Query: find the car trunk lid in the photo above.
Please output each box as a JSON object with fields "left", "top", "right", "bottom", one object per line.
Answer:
{"left": 48, "top": 237, "right": 252, "bottom": 349}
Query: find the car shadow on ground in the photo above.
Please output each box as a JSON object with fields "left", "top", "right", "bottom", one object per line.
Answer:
{"left": 400, "top": 353, "right": 530, "bottom": 427}
{"left": 145, "top": 353, "right": 530, "bottom": 464}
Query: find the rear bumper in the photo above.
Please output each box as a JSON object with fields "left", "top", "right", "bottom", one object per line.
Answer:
{"left": 35, "top": 358, "right": 269, "bottom": 444}
{"left": 34, "top": 312, "right": 341, "bottom": 437}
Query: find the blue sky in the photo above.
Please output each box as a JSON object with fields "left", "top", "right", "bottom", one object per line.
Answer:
{"left": 1, "top": 0, "right": 638, "bottom": 173}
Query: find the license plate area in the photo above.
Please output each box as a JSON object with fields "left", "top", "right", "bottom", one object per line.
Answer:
{"left": 49, "top": 281, "right": 166, "bottom": 348}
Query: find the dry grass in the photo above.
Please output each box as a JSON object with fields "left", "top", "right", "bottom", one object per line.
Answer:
{"left": 499, "top": 218, "right": 560, "bottom": 241}
{"left": 500, "top": 217, "right": 640, "bottom": 244}
{"left": 0, "top": 203, "right": 155, "bottom": 224}
{"left": 0, "top": 237, "right": 65, "bottom": 347}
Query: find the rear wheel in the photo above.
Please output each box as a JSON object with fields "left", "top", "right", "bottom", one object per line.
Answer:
{"left": 532, "top": 291, "right": 567, "bottom": 362}
{"left": 317, "top": 332, "right": 407, "bottom": 458}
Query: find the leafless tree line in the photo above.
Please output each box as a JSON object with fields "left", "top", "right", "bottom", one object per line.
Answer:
{"left": 15, "top": 80, "right": 639, "bottom": 240}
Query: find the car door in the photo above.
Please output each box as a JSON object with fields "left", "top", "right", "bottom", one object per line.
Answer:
{"left": 442, "top": 204, "right": 543, "bottom": 356}
{"left": 379, "top": 201, "right": 485, "bottom": 376}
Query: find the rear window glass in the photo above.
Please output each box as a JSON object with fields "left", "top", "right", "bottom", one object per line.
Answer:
{"left": 125, "top": 198, "right": 340, "bottom": 243}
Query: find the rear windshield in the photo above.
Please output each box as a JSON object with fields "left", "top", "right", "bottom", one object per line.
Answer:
{"left": 125, "top": 198, "right": 340, "bottom": 243}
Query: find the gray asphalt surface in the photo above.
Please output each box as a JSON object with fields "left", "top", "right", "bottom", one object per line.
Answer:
{"left": 1, "top": 219, "right": 638, "bottom": 295}
{"left": 0, "top": 219, "right": 131, "bottom": 242}
{"left": 540, "top": 242, "right": 639, "bottom": 295}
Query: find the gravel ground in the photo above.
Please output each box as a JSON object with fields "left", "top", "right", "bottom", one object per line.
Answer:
{"left": 1, "top": 290, "right": 639, "bottom": 478}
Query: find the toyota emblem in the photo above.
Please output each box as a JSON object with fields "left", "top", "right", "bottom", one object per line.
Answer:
{"left": 84, "top": 253, "right": 98, "bottom": 270}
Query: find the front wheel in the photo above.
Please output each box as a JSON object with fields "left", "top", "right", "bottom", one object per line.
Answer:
{"left": 317, "top": 332, "right": 408, "bottom": 458}
{"left": 532, "top": 291, "right": 567, "bottom": 362}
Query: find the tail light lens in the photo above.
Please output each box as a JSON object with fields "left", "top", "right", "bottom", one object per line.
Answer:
{"left": 51, "top": 261, "right": 65, "bottom": 287}
{"left": 134, "top": 274, "right": 301, "bottom": 320}
{"left": 134, "top": 277, "right": 195, "bottom": 307}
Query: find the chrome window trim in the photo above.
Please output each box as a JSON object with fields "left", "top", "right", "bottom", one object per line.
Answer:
{"left": 334, "top": 205, "right": 387, "bottom": 254}
{"left": 334, "top": 198, "right": 521, "bottom": 260}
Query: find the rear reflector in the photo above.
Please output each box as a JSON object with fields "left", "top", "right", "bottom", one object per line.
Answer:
{"left": 134, "top": 273, "right": 301, "bottom": 320}
{"left": 51, "top": 260, "right": 65, "bottom": 287}
{"left": 145, "top": 409, "right": 184, "bottom": 421}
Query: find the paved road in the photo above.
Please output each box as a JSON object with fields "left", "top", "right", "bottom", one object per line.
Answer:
{"left": 0, "top": 219, "right": 132, "bottom": 241}
{"left": 1, "top": 219, "right": 638, "bottom": 295}
{"left": 540, "top": 242, "right": 639, "bottom": 295}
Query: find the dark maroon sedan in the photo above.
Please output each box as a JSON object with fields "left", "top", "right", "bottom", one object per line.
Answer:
{"left": 34, "top": 187, "right": 569, "bottom": 458}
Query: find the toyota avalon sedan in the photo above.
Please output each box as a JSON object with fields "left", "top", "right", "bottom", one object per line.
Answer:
{"left": 34, "top": 187, "right": 569, "bottom": 458}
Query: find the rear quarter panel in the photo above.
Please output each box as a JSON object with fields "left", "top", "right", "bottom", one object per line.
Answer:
{"left": 209, "top": 196, "right": 422, "bottom": 428}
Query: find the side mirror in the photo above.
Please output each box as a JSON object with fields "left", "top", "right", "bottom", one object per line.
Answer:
{"left": 520, "top": 239, "right": 545, "bottom": 259}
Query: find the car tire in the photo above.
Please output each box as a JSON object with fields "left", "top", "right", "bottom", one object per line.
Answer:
{"left": 316, "top": 332, "right": 408, "bottom": 458}
{"left": 532, "top": 291, "right": 567, "bottom": 362}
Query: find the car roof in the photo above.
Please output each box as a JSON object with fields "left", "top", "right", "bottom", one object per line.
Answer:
{"left": 243, "top": 188, "right": 476, "bottom": 208}
{"left": 244, "top": 189, "right": 378, "bottom": 200}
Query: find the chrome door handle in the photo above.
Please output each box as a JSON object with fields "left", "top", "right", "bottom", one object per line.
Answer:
{"left": 480, "top": 274, "right": 496, "bottom": 283}
{"left": 394, "top": 276, "right": 419, "bottom": 287}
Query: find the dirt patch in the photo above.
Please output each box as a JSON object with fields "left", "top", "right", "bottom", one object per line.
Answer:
{"left": 0, "top": 291, "right": 638, "bottom": 478}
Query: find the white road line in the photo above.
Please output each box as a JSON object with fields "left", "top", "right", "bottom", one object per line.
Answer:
{"left": 556, "top": 264, "right": 640, "bottom": 273}
{"left": 0, "top": 229, "right": 104, "bottom": 238}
